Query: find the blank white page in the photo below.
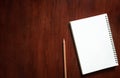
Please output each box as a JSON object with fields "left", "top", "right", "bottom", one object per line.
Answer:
{"left": 70, "top": 13, "right": 118, "bottom": 75}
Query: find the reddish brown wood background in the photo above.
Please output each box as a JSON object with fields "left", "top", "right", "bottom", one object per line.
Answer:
{"left": 0, "top": 0, "right": 120, "bottom": 78}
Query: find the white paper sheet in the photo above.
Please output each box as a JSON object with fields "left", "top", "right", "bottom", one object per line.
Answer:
{"left": 70, "top": 13, "right": 118, "bottom": 75}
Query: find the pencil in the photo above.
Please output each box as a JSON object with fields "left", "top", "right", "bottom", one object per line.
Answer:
{"left": 63, "top": 38, "right": 67, "bottom": 78}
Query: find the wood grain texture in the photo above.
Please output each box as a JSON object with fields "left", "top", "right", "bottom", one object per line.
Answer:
{"left": 0, "top": 0, "right": 120, "bottom": 78}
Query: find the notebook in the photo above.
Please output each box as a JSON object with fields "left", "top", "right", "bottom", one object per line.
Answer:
{"left": 70, "top": 13, "right": 119, "bottom": 75}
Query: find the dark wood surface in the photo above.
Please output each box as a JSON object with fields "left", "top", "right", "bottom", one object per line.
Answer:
{"left": 0, "top": 0, "right": 120, "bottom": 78}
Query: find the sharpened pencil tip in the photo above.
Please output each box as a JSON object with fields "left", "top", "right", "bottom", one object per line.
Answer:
{"left": 63, "top": 38, "right": 65, "bottom": 43}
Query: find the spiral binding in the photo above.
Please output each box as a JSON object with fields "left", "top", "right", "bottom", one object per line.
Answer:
{"left": 105, "top": 15, "right": 118, "bottom": 64}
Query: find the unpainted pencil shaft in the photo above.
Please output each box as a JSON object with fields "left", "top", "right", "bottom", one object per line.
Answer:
{"left": 63, "top": 39, "right": 67, "bottom": 78}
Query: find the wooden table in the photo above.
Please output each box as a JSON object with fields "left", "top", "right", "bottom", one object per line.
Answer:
{"left": 0, "top": 0, "right": 120, "bottom": 78}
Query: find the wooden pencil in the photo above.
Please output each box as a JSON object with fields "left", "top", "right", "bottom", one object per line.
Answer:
{"left": 63, "top": 39, "right": 67, "bottom": 78}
